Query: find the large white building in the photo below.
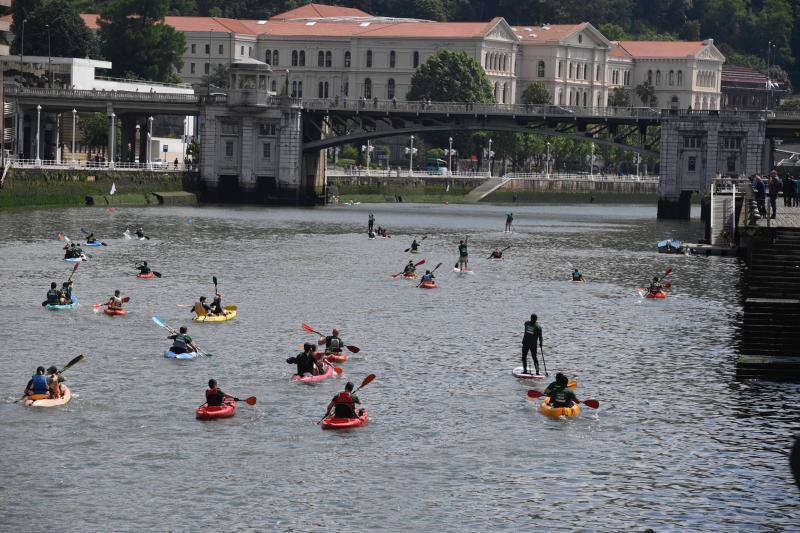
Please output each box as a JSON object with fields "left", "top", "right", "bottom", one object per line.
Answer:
{"left": 3, "top": 3, "right": 725, "bottom": 109}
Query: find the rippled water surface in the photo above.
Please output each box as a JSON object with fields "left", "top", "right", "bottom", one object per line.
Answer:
{"left": 1, "top": 203, "right": 798, "bottom": 531}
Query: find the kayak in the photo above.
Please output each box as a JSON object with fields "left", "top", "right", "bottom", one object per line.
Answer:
{"left": 104, "top": 308, "right": 127, "bottom": 316}
{"left": 638, "top": 288, "right": 667, "bottom": 299}
{"left": 192, "top": 306, "right": 237, "bottom": 322}
{"left": 136, "top": 272, "right": 154, "bottom": 279}
{"left": 196, "top": 400, "right": 236, "bottom": 420}
{"left": 538, "top": 396, "right": 581, "bottom": 419}
{"left": 453, "top": 268, "right": 473, "bottom": 274}
{"left": 402, "top": 273, "right": 417, "bottom": 279}
{"left": 164, "top": 348, "right": 199, "bottom": 360}
{"left": 63, "top": 256, "right": 86, "bottom": 262}
{"left": 46, "top": 296, "right": 77, "bottom": 310}
{"left": 25, "top": 385, "right": 71, "bottom": 407}
{"left": 490, "top": 257, "right": 503, "bottom": 261}
{"left": 419, "top": 280, "right": 437, "bottom": 289}
{"left": 85, "top": 241, "right": 104, "bottom": 247}
{"left": 293, "top": 363, "right": 335, "bottom": 384}
{"left": 512, "top": 367, "right": 547, "bottom": 380}
{"left": 572, "top": 278, "right": 585, "bottom": 283}
{"left": 324, "top": 353, "right": 347, "bottom": 363}
{"left": 410, "top": 250, "right": 420, "bottom": 254}
{"left": 322, "top": 409, "right": 369, "bottom": 430}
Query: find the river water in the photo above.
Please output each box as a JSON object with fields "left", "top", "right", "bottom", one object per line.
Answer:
{"left": 0, "top": 203, "right": 798, "bottom": 531}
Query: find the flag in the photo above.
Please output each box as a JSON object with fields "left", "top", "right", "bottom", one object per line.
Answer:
{"left": 110, "top": 182, "right": 116, "bottom": 195}
{"left": 446, "top": 183, "right": 450, "bottom": 192}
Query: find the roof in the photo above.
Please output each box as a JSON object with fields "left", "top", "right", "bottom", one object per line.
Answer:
{"left": 721, "top": 65, "right": 768, "bottom": 85}
{"left": 270, "top": 3, "right": 371, "bottom": 20}
{"left": 512, "top": 24, "right": 583, "bottom": 44}
{"left": 77, "top": 14, "right": 260, "bottom": 34}
{"left": 617, "top": 40, "right": 708, "bottom": 58}
{"left": 608, "top": 43, "right": 633, "bottom": 60}
{"left": 257, "top": 19, "right": 501, "bottom": 39}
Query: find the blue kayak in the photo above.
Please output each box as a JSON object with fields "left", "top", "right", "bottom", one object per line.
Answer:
{"left": 657, "top": 239, "right": 683, "bottom": 253}
{"left": 63, "top": 256, "right": 85, "bottom": 262}
{"left": 164, "top": 349, "right": 198, "bottom": 360}
{"left": 85, "top": 241, "right": 104, "bottom": 247}
{"left": 46, "top": 296, "right": 77, "bottom": 310}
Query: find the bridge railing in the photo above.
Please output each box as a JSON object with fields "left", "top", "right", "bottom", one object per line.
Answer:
{"left": 4, "top": 85, "right": 200, "bottom": 104}
{"left": 504, "top": 172, "right": 659, "bottom": 182}
{"left": 326, "top": 168, "right": 490, "bottom": 179}
{"left": 9, "top": 158, "right": 196, "bottom": 172}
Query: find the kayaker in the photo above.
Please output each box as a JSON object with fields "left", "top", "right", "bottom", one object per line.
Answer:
{"left": 286, "top": 343, "right": 319, "bottom": 376}
{"left": 193, "top": 296, "right": 212, "bottom": 317}
{"left": 325, "top": 381, "right": 362, "bottom": 419}
{"left": 571, "top": 269, "right": 583, "bottom": 281}
{"left": 205, "top": 379, "right": 235, "bottom": 407}
{"left": 210, "top": 292, "right": 228, "bottom": 316}
{"left": 648, "top": 277, "right": 663, "bottom": 295}
{"left": 24, "top": 366, "right": 50, "bottom": 399}
{"left": 421, "top": 270, "right": 435, "bottom": 283}
{"left": 136, "top": 261, "right": 152, "bottom": 275}
{"left": 368, "top": 230, "right": 376, "bottom": 239}
{"left": 319, "top": 328, "right": 344, "bottom": 354}
{"left": 46, "top": 282, "right": 60, "bottom": 304}
{"left": 86, "top": 232, "right": 96, "bottom": 244}
{"left": 544, "top": 373, "right": 579, "bottom": 408}
{"left": 368, "top": 211, "right": 375, "bottom": 233}
{"left": 522, "top": 314, "right": 543, "bottom": 375}
{"left": 135, "top": 227, "right": 145, "bottom": 239}
{"left": 410, "top": 239, "right": 419, "bottom": 252}
{"left": 457, "top": 240, "right": 468, "bottom": 270}
{"left": 71, "top": 243, "right": 84, "bottom": 257}
{"left": 505, "top": 212, "right": 513, "bottom": 232}
{"left": 403, "top": 260, "right": 416, "bottom": 275}
{"left": 46, "top": 365, "right": 63, "bottom": 399}
{"left": 107, "top": 290, "right": 125, "bottom": 310}
{"left": 168, "top": 326, "right": 199, "bottom": 355}
{"left": 61, "top": 281, "right": 74, "bottom": 302}
{"left": 490, "top": 248, "right": 503, "bottom": 259}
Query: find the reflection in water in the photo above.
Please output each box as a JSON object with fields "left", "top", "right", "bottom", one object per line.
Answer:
{"left": 0, "top": 203, "right": 798, "bottom": 530}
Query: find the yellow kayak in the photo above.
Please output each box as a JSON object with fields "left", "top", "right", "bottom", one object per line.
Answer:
{"left": 538, "top": 396, "right": 581, "bottom": 419}
{"left": 25, "top": 385, "right": 72, "bottom": 407}
{"left": 192, "top": 306, "right": 237, "bottom": 323}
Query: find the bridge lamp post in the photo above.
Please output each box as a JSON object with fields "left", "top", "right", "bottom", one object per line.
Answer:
{"left": 135, "top": 124, "right": 140, "bottom": 166}
{"left": 448, "top": 137, "right": 454, "bottom": 174}
{"left": 182, "top": 117, "right": 188, "bottom": 167}
{"left": 487, "top": 137, "right": 494, "bottom": 175}
{"left": 634, "top": 153, "right": 642, "bottom": 179}
{"left": 71, "top": 109, "right": 77, "bottom": 165}
{"left": 46, "top": 24, "right": 52, "bottom": 86}
{"left": 590, "top": 142, "right": 595, "bottom": 179}
{"left": 35, "top": 104, "right": 41, "bottom": 165}
{"left": 110, "top": 112, "right": 116, "bottom": 168}
{"left": 361, "top": 140, "right": 373, "bottom": 175}
{"left": 147, "top": 116, "right": 153, "bottom": 169}
{"left": 405, "top": 135, "right": 417, "bottom": 172}
{"left": 546, "top": 141, "right": 551, "bottom": 179}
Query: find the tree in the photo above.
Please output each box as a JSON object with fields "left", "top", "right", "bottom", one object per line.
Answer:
{"left": 202, "top": 64, "right": 230, "bottom": 89}
{"left": 79, "top": 112, "right": 119, "bottom": 155}
{"left": 635, "top": 81, "right": 658, "bottom": 107}
{"left": 608, "top": 87, "right": 631, "bottom": 107}
{"left": 413, "top": 0, "right": 447, "bottom": 20}
{"left": 407, "top": 50, "right": 495, "bottom": 103}
{"left": 98, "top": 0, "right": 186, "bottom": 82}
{"left": 598, "top": 22, "right": 630, "bottom": 41}
{"left": 10, "top": 0, "right": 97, "bottom": 58}
{"left": 521, "top": 81, "right": 551, "bottom": 105}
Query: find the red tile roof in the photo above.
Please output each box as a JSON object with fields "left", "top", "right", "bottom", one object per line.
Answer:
{"left": 77, "top": 14, "right": 260, "bottom": 34}
{"left": 512, "top": 24, "right": 583, "bottom": 44}
{"left": 617, "top": 40, "right": 707, "bottom": 58}
{"left": 270, "top": 3, "right": 371, "bottom": 20}
{"left": 259, "top": 19, "right": 498, "bottom": 39}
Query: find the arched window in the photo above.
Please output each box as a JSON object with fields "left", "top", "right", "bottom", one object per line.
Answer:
{"left": 655, "top": 70, "right": 661, "bottom": 85}
{"left": 291, "top": 50, "right": 298, "bottom": 66}
{"left": 272, "top": 50, "right": 279, "bottom": 66}
{"left": 557, "top": 61, "right": 562, "bottom": 78}
{"left": 413, "top": 51, "right": 420, "bottom": 68}
{"left": 389, "top": 50, "right": 396, "bottom": 68}
{"left": 647, "top": 70, "right": 653, "bottom": 84}
{"left": 569, "top": 62, "right": 574, "bottom": 79}
{"left": 502, "top": 55, "right": 507, "bottom": 72}
{"left": 668, "top": 70, "right": 674, "bottom": 86}
{"left": 582, "top": 91, "right": 587, "bottom": 106}
{"left": 318, "top": 81, "right": 324, "bottom": 98}
{"left": 265, "top": 50, "right": 272, "bottom": 65}
{"left": 387, "top": 78, "right": 395, "bottom": 99}
{"left": 677, "top": 70, "right": 683, "bottom": 86}
{"left": 364, "top": 78, "right": 372, "bottom": 99}
{"left": 318, "top": 51, "right": 324, "bottom": 67}
{"left": 270, "top": 79, "right": 276, "bottom": 92}
{"left": 299, "top": 51, "right": 305, "bottom": 66}
{"left": 494, "top": 81, "right": 499, "bottom": 100}
{"left": 325, "top": 51, "right": 332, "bottom": 67}
{"left": 291, "top": 80, "right": 297, "bottom": 97}
{"left": 537, "top": 60, "right": 545, "bottom": 77}
{"left": 344, "top": 51, "right": 351, "bottom": 68}
{"left": 344, "top": 81, "right": 349, "bottom": 96}
{"left": 366, "top": 50, "right": 373, "bottom": 68}
{"left": 584, "top": 64, "right": 588, "bottom": 80}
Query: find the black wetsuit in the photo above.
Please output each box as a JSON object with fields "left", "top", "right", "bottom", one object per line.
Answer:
{"left": 522, "top": 320, "right": 542, "bottom": 374}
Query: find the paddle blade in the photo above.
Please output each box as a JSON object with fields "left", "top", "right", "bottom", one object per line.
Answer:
{"left": 359, "top": 374, "right": 376, "bottom": 388}
{"left": 527, "top": 390, "right": 544, "bottom": 399}
{"left": 403, "top": 248, "right": 410, "bottom": 252}
{"left": 152, "top": 316, "right": 167, "bottom": 328}
{"left": 432, "top": 262, "right": 443, "bottom": 273}
{"left": 92, "top": 303, "right": 101, "bottom": 313}
{"left": 152, "top": 271, "right": 162, "bottom": 278}
{"left": 61, "top": 354, "right": 84, "bottom": 372}
{"left": 333, "top": 367, "right": 343, "bottom": 375}
{"left": 302, "top": 323, "right": 315, "bottom": 334}
{"left": 244, "top": 396, "right": 257, "bottom": 406}
{"left": 414, "top": 259, "right": 426, "bottom": 267}
{"left": 582, "top": 399, "right": 599, "bottom": 409}
{"left": 80, "top": 228, "right": 89, "bottom": 235}
{"left": 346, "top": 345, "right": 360, "bottom": 354}
{"left": 122, "top": 296, "right": 130, "bottom": 303}
{"left": 213, "top": 276, "right": 218, "bottom": 287}
{"left": 663, "top": 267, "right": 673, "bottom": 277}
{"left": 568, "top": 380, "right": 577, "bottom": 389}
{"left": 71, "top": 263, "right": 80, "bottom": 274}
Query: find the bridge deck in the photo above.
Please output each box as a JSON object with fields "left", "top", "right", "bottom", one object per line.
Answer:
{"left": 752, "top": 204, "right": 800, "bottom": 228}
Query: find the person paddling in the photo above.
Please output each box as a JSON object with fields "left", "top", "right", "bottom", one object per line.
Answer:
{"left": 522, "top": 314, "right": 543, "bottom": 375}
{"left": 136, "top": 262, "right": 152, "bottom": 276}
{"left": 168, "top": 326, "right": 199, "bottom": 355}
{"left": 46, "top": 282, "right": 61, "bottom": 305}
{"left": 490, "top": 248, "right": 503, "bottom": 259}
{"left": 403, "top": 260, "right": 416, "bottom": 276}
{"left": 648, "top": 276, "right": 663, "bottom": 295}
{"left": 410, "top": 239, "right": 419, "bottom": 252}
{"left": 457, "top": 239, "right": 469, "bottom": 270}
{"left": 61, "top": 280, "right": 74, "bottom": 302}
{"left": 571, "top": 268, "right": 584, "bottom": 282}
{"left": 24, "top": 366, "right": 50, "bottom": 399}
{"left": 46, "top": 365, "right": 64, "bottom": 399}
{"left": 135, "top": 227, "right": 145, "bottom": 239}
{"left": 192, "top": 296, "right": 212, "bottom": 317}
{"left": 210, "top": 292, "right": 228, "bottom": 316}
{"left": 86, "top": 232, "right": 97, "bottom": 244}
{"left": 544, "top": 373, "right": 580, "bottom": 408}
{"left": 421, "top": 269, "right": 435, "bottom": 283}
{"left": 287, "top": 343, "right": 320, "bottom": 376}
{"left": 319, "top": 328, "right": 344, "bottom": 355}
{"left": 107, "top": 290, "right": 125, "bottom": 311}
{"left": 325, "top": 381, "right": 362, "bottom": 419}
{"left": 368, "top": 211, "right": 375, "bottom": 233}
{"left": 205, "top": 379, "right": 235, "bottom": 407}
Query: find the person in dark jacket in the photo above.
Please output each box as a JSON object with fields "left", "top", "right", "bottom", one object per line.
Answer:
{"left": 753, "top": 175, "right": 767, "bottom": 217}
{"left": 768, "top": 171, "right": 781, "bottom": 219}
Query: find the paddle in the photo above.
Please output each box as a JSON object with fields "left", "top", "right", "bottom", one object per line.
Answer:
{"left": 80, "top": 228, "right": 107, "bottom": 245}
{"left": 540, "top": 346, "right": 549, "bottom": 376}
{"left": 152, "top": 316, "right": 213, "bottom": 357}
{"left": 404, "top": 236, "right": 427, "bottom": 253}
{"left": 391, "top": 258, "right": 426, "bottom": 278}
{"left": 318, "top": 373, "right": 376, "bottom": 423}
{"left": 213, "top": 276, "right": 218, "bottom": 293}
{"left": 417, "top": 262, "right": 443, "bottom": 287}
{"left": 455, "top": 235, "right": 469, "bottom": 269}
{"left": 135, "top": 263, "right": 162, "bottom": 278}
{"left": 42, "top": 264, "right": 80, "bottom": 306}
{"left": 526, "top": 389, "right": 599, "bottom": 409}
{"left": 16, "top": 354, "right": 84, "bottom": 402}
{"left": 301, "top": 323, "right": 361, "bottom": 353}
{"left": 487, "top": 245, "right": 512, "bottom": 260}
{"left": 93, "top": 296, "right": 130, "bottom": 312}
{"left": 198, "top": 396, "right": 257, "bottom": 408}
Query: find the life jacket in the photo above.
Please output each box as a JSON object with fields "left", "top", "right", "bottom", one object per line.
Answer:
{"left": 334, "top": 391, "right": 355, "bottom": 417}
{"left": 194, "top": 302, "right": 207, "bottom": 316}
{"left": 524, "top": 321, "right": 539, "bottom": 336}
{"left": 572, "top": 272, "right": 582, "bottom": 280}
{"left": 47, "top": 289, "right": 60, "bottom": 303}
{"left": 109, "top": 296, "right": 123, "bottom": 309}
{"left": 550, "top": 385, "right": 574, "bottom": 407}
{"left": 30, "top": 374, "right": 49, "bottom": 395}
{"left": 422, "top": 274, "right": 433, "bottom": 282}
{"left": 459, "top": 244, "right": 468, "bottom": 256}
{"left": 492, "top": 251, "right": 501, "bottom": 258}
{"left": 404, "top": 264, "right": 415, "bottom": 273}
{"left": 327, "top": 336, "right": 343, "bottom": 353}
{"left": 172, "top": 333, "right": 190, "bottom": 349}
{"left": 206, "top": 388, "right": 224, "bottom": 407}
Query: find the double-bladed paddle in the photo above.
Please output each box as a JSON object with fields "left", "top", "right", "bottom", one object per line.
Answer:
{"left": 16, "top": 354, "right": 85, "bottom": 402}
{"left": 318, "top": 374, "right": 376, "bottom": 424}
{"left": 417, "top": 262, "right": 443, "bottom": 287}
{"left": 42, "top": 263, "right": 80, "bottom": 306}
{"left": 197, "top": 396, "right": 257, "bottom": 408}
{"left": 391, "top": 258, "right": 426, "bottom": 278}
{"left": 80, "top": 228, "right": 108, "bottom": 245}
{"left": 301, "top": 323, "right": 360, "bottom": 353}
{"left": 526, "top": 389, "right": 599, "bottom": 409}
{"left": 403, "top": 236, "right": 427, "bottom": 253}
{"left": 486, "top": 245, "right": 512, "bottom": 260}
{"left": 152, "top": 316, "right": 213, "bottom": 357}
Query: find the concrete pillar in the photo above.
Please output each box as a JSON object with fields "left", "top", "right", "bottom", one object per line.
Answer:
{"left": 276, "top": 97, "right": 303, "bottom": 202}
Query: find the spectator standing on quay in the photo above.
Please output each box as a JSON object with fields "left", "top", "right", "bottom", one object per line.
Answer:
{"left": 753, "top": 175, "right": 767, "bottom": 218}
{"left": 784, "top": 175, "right": 794, "bottom": 207}
{"left": 768, "top": 170, "right": 782, "bottom": 219}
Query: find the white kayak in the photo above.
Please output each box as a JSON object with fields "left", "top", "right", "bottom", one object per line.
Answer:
{"left": 512, "top": 367, "right": 547, "bottom": 380}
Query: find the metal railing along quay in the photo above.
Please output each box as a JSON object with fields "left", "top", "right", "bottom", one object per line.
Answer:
{"left": 8, "top": 158, "right": 195, "bottom": 172}
{"left": 326, "top": 167, "right": 658, "bottom": 182}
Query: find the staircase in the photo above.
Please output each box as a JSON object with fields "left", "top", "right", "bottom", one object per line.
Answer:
{"left": 463, "top": 176, "right": 510, "bottom": 202}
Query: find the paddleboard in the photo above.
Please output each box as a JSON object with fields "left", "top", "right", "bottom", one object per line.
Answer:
{"left": 512, "top": 367, "right": 547, "bottom": 380}
{"left": 453, "top": 268, "right": 474, "bottom": 274}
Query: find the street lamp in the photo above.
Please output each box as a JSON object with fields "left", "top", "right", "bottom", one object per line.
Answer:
{"left": 46, "top": 24, "right": 52, "bottom": 86}
{"left": 110, "top": 112, "right": 116, "bottom": 168}
{"left": 19, "top": 18, "right": 27, "bottom": 63}
{"left": 404, "top": 135, "right": 417, "bottom": 172}
{"left": 135, "top": 123, "right": 141, "bottom": 166}
{"left": 147, "top": 116, "right": 153, "bottom": 169}
{"left": 35, "top": 104, "right": 41, "bottom": 165}
{"left": 546, "top": 141, "right": 551, "bottom": 179}
{"left": 71, "top": 109, "right": 77, "bottom": 165}
{"left": 447, "top": 136, "right": 455, "bottom": 174}
{"left": 182, "top": 117, "right": 188, "bottom": 168}
{"left": 284, "top": 69, "right": 290, "bottom": 96}
{"left": 590, "top": 142, "right": 595, "bottom": 179}
{"left": 635, "top": 153, "right": 642, "bottom": 179}
{"left": 487, "top": 137, "right": 494, "bottom": 175}
{"left": 361, "top": 140, "right": 373, "bottom": 175}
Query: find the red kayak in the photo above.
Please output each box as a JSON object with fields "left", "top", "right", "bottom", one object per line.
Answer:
{"left": 419, "top": 280, "right": 437, "bottom": 289}
{"left": 104, "top": 308, "right": 127, "bottom": 316}
{"left": 292, "top": 363, "right": 335, "bottom": 384}
{"left": 322, "top": 409, "right": 368, "bottom": 430}
{"left": 196, "top": 400, "right": 237, "bottom": 420}
{"left": 136, "top": 272, "right": 154, "bottom": 279}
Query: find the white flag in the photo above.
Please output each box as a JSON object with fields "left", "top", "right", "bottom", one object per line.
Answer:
{"left": 110, "top": 182, "right": 116, "bottom": 195}
{"left": 446, "top": 183, "right": 450, "bottom": 192}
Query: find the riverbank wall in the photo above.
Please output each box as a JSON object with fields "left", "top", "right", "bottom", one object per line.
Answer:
{"left": 0, "top": 169, "right": 199, "bottom": 208}
{"left": 327, "top": 175, "right": 659, "bottom": 204}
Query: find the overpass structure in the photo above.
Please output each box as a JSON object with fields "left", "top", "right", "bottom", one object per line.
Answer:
{"left": 5, "top": 63, "right": 800, "bottom": 216}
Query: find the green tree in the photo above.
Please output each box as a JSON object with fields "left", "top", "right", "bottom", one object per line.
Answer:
{"left": 202, "top": 64, "right": 230, "bottom": 89}
{"left": 79, "top": 112, "right": 119, "bottom": 155}
{"left": 407, "top": 50, "right": 495, "bottom": 103}
{"left": 10, "top": 0, "right": 97, "bottom": 58}
{"left": 608, "top": 87, "right": 631, "bottom": 107}
{"left": 98, "top": 0, "right": 186, "bottom": 81}
{"left": 521, "top": 81, "right": 551, "bottom": 105}
{"left": 635, "top": 81, "right": 658, "bottom": 106}
{"left": 598, "top": 22, "right": 630, "bottom": 41}
{"left": 413, "top": 0, "right": 447, "bottom": 20}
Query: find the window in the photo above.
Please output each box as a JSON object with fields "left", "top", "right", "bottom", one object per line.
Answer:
{"left": 669, "top": 70, "right": 674, "bottom": 86}
{"left": 557, "top": 61, "right": 562, "bottom": 78}
{"left": 366, "top": 50, "right": 372, "bottom": 68}
{"left": 265, "top": 50, "right": 272, "bottom": 64}
{"left": 263, "top": 143, "right": 271, "bottom": 159}
{"left": 364, "top": 78, "right": 372, "bottom": 99}
{"left": 387, "top": 78, "right": 395, "bottom": 99}
{"left": 344, "top": 81, "right": 349, "bottom": 96}
{"left": 413, "top": 51, "right": 419, "bottom": 68}
{"left": 688, "top": 156, "right": 696, "bottom": 172}
{"left": 537, "top": 60, "right": 545, "bottom": 77}
{"left": 325, "top": 51, "right": 332, "bottom": 67}
{"left": 248, "top": 47, "right": 252, "bottom": 57}
{"left": 647, "top": 70, "right": 653, "bottom": 84}
{"left": 318, "top": 81, "right": 324, "bottom": 98}
{"left": 677, "top": 70, "right": 682, "bottom": 86}
{"left": 291, "top": 50, "right": 298, "bottom": 66}
{"left": 292, "top": 81, "right": 297, "bottom": 97}
{"left": 225, "top": 141, "right": 234, "bottom": 157}
{"left": 299, "top": 51, "right": 305, "bottom": 66}
{"left": 270, "top": 80, "right": 277, "bottom": 92}
{"left": 582, "top": 92, "right": 587, "bottom": 106}
{"left": 344, "top": 51, "right": 351, "bottom": 67}
{"left": 683, "top": 136, "right": 702, "bottom": 148}
{"left": 297, "top": 81, "right": 303, "bottom": 97}
{"left": 502, "top": 55, "right": 507, "bottom": 72}
{"left": 221, "top": 123, "right": 239, "bottom": 135}
{"left": 569, "top": 62, "right": 574, "bottom": 79}
{"left": 259, "top": 123, "right": 277, "bottom": 136}
{"left": 318, "top": 51, "right": 324, "bottom": 67}
{"left": 596, "top": 65, "right": 600, "bottom": 81}
{"left": 204, "top": 63, "right": 209, "bottom": 74}
{"left": 624, "top": 71, "right": 630, "bottom": 85}
{"left": 557, "top": 89, "right": 564, "bottom": 105}
{"left": 670, "top": 95, "right": 678, "bottom": 109}
{"left": 584, "top": 64, "right": 588, "bottom": 80}
{"left": 324, "top": 81, "right": 329, "bottom": 98}
{"left": 241, "top": 46, "right": 245, "bottom": 56}
{"left": 191, "top": 44, "right": 196, "bottom": 54}
{"left": 390, "top": 50, "right": 396, "bottom": 68}
{"left": 190, "top": 63, "right": 195, "bottom": 74}
{"left": 578, "top": 34, "right": 583, "bottom": 44}
{"left": 655, "top": 70, "right": 661, "bottom": 85}
{"left": 723, "top": 137, "right": 742, "bottom": 149}
{"left": 726, "top": 155, "right": 736, "bottom": 173}
{"left": 219, "top": 44, "right": 224, "bottom": 55}
{"left": 272, "top": 51, "right": 279, "bottom": 66}
{"left": 205, "top": 44, "right": 210, "bottom": 54}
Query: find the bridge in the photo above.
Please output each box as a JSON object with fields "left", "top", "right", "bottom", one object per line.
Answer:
{"left": 5, "top": 74, "right": 800, "bottom": 216}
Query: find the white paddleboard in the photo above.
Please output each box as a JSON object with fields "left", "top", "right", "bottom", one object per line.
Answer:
{"left": 512, "top": 367, "right": 547, "bottom": 380}
{"left": 453, "top": 268, "right": 474, "bottom": 274}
